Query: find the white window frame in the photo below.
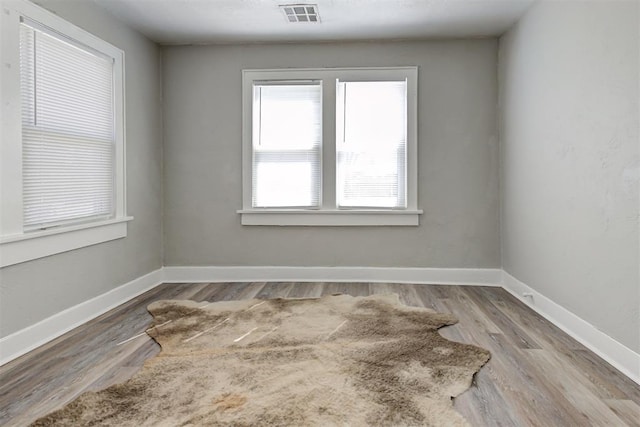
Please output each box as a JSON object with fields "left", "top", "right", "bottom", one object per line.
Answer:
{"left": 0, "top": 0, "right": 131, "bottom": 267}
{"left": 239, "top": 67, "right": 422, "bottom": 226}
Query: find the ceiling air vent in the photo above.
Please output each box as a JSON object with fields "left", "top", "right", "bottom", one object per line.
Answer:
{"left": 280, "top": 4, "right": 320, "bottom": 23}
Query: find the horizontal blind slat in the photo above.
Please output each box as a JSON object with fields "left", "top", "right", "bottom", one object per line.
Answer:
{"left": 20, "top": 22, "right": 116, "bottom": 229}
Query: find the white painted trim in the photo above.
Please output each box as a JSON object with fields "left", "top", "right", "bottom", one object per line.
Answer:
{"left": 0, "top": 268, "right": 163, "bottom": 366}
{"left": 163, "top": 266, "right": 503, "bottom": 286}
{"left": 502, "top": 271, "right": 640, "bottom": 385}
{"left": 0, "top": 217, "right": 133, "bottom": 267}
{"left": 238, "top": 210, "right": 423, "bottom": 226}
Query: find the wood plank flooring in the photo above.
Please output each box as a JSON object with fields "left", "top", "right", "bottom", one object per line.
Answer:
{"left": 0, "top": 283, "right": 638, "bottom": 426}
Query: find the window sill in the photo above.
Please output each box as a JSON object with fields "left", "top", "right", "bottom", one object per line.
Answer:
{"left": 238, "top": 210, "right": 422, "bottom": 226}
{"left": 0, "top": 216, "right": 133, "bottom": 267}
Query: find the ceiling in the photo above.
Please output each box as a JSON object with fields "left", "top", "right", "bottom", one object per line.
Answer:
{"left": 90, "top": 0, "right": 535, "bottom": 45}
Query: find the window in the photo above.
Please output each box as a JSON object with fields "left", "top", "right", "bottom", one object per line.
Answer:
{"left": 336, "top": 80, "right": 407, "bottom": 209}
{"left": 252, "top": 82, "right": 322, "bottom": 208}
{"left": 0, "top": 0, "right": 130, "bottom": 267}
{"left": 240, "top": 67, "right": 421, "bottom": 226}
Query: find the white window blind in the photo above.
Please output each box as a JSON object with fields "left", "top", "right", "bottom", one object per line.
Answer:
{"left": 336, "top": 80, "right": 407, "bottom": 208}
{"left": 252, "top": 82, "right": 322, "bottom": 208}
{"left": 19, "top": 20, "right": 115, "bottom": 229}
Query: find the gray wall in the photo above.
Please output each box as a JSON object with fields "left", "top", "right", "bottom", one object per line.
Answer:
{"left": 499, "top": 1, "right": 639, "bottom": 352}
{"left": 162, "top": 40, "right": 500, "bottom": 268}
{"left": 0, "top": 0, "right": 163, "bottom": 338}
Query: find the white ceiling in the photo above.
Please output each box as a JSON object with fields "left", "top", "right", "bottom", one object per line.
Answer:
{"left": 90, "top": 0, "right": 535, "bottom": 45}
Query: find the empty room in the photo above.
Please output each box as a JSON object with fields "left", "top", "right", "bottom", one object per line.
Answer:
{"left": 0, "top": 0, "right": 638, "bottom": 425}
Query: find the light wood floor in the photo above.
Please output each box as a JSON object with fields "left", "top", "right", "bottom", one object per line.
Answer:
{"left": 1, "top": 282, "right": 638, "bottom": 426}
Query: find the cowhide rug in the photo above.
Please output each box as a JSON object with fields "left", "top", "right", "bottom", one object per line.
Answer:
{"left": 32, "top": 294, "right": 490, "bottom": 426}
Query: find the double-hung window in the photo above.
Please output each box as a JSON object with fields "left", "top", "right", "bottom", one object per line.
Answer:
{"left": 252, "top": 81, "right": 322, "bottom": 208}
{"left": 0, "top": 0, "right": 129, "bottom": 267}
{"left": 240, "top": 67, "right": 421, "bottom": 226}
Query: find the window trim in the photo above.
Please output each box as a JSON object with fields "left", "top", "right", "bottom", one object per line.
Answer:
{"left": 0, "top": 0, "right": 129, "bottom": 267}
{"left": 240, "top": 67, "right": 421, "bottom": 226}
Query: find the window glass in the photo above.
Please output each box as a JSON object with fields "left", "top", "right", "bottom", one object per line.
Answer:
{"left": 252, "top": 83, "right": 322, "bottom": 208}
{"left": 336, "top": 80, "right": 407, "bottom": 208}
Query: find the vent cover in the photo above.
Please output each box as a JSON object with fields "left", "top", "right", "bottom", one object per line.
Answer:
{"left": 280, "top": 4, "right": 320, "bottom": 23}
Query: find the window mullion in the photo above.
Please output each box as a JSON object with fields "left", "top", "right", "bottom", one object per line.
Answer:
{"left": 321, "top": 77, "right": 336, "bottom": 210}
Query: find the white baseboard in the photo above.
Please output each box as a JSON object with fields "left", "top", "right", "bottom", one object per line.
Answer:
{"left": 502, "top": 271, "right": 640, "bottom": 385}
{"left": 0, "top": 268, "right": 164, "bottom": 366}
{"left": 0, "top": 266, "right": 497, "bottom": 367}
{"left": 2, "top": 266, "right": 638, "bottom": 387}
{"left": 162, "top": 266, "right": 503, "bottom": 286}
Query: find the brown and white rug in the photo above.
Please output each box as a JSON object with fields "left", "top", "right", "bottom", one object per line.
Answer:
{"left": 32, "top": 294, "right": 490, "bottom": 426}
